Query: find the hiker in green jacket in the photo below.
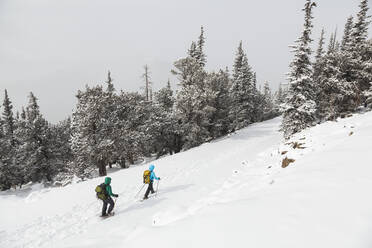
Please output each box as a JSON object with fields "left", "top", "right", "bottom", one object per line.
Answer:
{"left": 101, "top": 177, "right": 119, "bottom": 217}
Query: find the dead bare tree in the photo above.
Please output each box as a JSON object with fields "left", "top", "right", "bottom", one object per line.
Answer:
{"left": 142, "top": 65, "right": 151, "bottom": 101}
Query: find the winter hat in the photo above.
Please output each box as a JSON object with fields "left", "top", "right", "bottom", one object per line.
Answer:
{"left": 105, "top": 177, "right": 111, "bottom": 184}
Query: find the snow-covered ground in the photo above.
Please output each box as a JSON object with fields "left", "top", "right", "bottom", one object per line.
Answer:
{"left": 1, "top": 112, "right": 372, "bottom": 248}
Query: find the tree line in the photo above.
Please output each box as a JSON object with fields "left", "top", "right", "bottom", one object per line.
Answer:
{"left": 283, "top": 0, "right": 372, "bottom": 138}
{"left": 0, "top": 27, "right": 281, "bottom": 190}
{"left": 2, "top": 0, "right": 371, "bottom": 191}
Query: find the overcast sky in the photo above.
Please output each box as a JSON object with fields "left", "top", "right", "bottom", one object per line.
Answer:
{"left": 0, "top": 0, "right": 370, "bottom": 123}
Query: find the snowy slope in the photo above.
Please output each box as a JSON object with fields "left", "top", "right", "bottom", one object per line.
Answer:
{"left": 1, "top": 112, "right": 372, "bottom": 248}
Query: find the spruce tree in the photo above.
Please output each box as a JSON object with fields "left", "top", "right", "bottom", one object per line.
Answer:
{"left": 313, "top": 29, "right": 326, "bottom": 86}
{"left": 365, "top": 81, "right": 372, "bottom": 108}
{"left": 13, "top": 107, "right": 28, "bottom": 186}
{"left": 188, "top": 41, "right": 198, "bottom": 60}
{"left": 317, "top": 33, "right": 360, "bottom": 120}
{"left": 0, "top": 90, "right": 18, "bottom": 190}
{"left": 71, "top": 85, "right": 119, "bottom": 177}
{"left": 155, "top": 80, "right": 174, "bottom": 111}
{"left": 262, "top": 82, "right": 276, "bottom": 120}
{"left": 0, "top": 115, "right": 11, "bottom": 190}
{"left": 2, "top": 90, "right": 15, "bottom": 145}
{"left": 327, "top": 30, "right": 338, "bottom": 54}
{"left": 195, "top": 26, "right": 207, "bottom": 67}
{"left": 203, "top": 69, "right": 231, "bottom": 138}
{"left": 50, "top": 118, "right": 73, "bottom": 176}
{"left": 172, "top": 27, "right": 211, "bottom": 149}
{"left": 282, "top": 0, "right": 317, "bottom": 138}
{"left": 315, "top": 29, "right": 326, "bottom": 60}
{"left": 350, "top": 0, "right": 372, "bottom": 92}
{"left": 106, "top": 70, "right": 115, "bottom": 93}
{"left": 148, "top": 83, "right": 179, "bottom": 158}
{"left": 341, "top": 16, "right": 354, "bottom": 52}
{"left": 360, "top": 38, "right": 372, "bottom": 105}
{"left": 116, "top": 92, "right": 148, "bottom": 164}
{"left": 229, "top": 41, "right": 255, "bottom": 131}
{"left": 351, "top": 0, "right": 371, "bottom": 49}
{"left": 251, "top": 72, "right": 264, "bottom": 122}
{"left": 172, "top": 56, "right": 209, "bottom": 149}
{"left": 275, "top": 83, "right": 287, "bottom": 111}
{"left": 22, "top": 92, "right": 54, "bottom": 182}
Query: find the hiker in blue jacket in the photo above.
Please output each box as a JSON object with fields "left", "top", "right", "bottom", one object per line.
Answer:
{"left": 144, "top": 164, "right": 160, "bottom": 200}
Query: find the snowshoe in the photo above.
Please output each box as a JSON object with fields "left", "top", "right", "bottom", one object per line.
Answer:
{"left": 101, "top": 212, "right": 115, "bottom": 218}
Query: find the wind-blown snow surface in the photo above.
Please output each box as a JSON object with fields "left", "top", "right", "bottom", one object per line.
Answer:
{"left": 1, "top": 113, "right": 372, "bottom": 248}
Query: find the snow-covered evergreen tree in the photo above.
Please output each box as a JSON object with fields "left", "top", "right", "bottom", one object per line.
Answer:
{"left": 250, "top": 72, "right": 265, "bottom": 122}
{"left": 313, "top": 29, "right": 326, "bottom": 85}
{"left": 103, "top": 71, "right": 122, "bottom": 168}
{"left": 317, "top": 49, "right": 359, "bottom": 120}
{"left": 0, "top": 116, "right": 11, "bottom": 190}
{"left": 229, "top": 41, "right": 255, "bottom": 131}
{"left": 195, "top": 26, "right": 207, "bottom": 67}
{"left": 71, "top": 85, "right": 117, "bottom": 178}
{"left": 172, "top": 27, "right": 213, "bottom": 149}
{"left": 49, "top": 118, "right": 73, "bottom": 179}
{"left": 282, "top": 0, "right": 317, "bottom": 138}
{"left": 0, "top": 90, "right": 20, "bottom": 190}
{"left": 13, "top": 108, "right": 28, "bottom": 186}
{"left": 203, "top": 69, "right": 231, "bottom": 138}
{"left": 316, "top": 16, "right": 366, "bottom": 120}
{"left": 261, "top": 82, "right": 276, "bottom": 120}
{"left": 188, "top": 42, "right": 198, "bottom": 60}
{"left": 145, "top": 84, "right": 179, "bottom": 158}
{"left": 341, "top": 16, "right": 354, "bottom": 52}
{"left": 313, "top": 29, "right": 329, "bottom": 119}
{"left": 361, "top": 39, "right": 372, "bottom": 105}
{"left": 2, "top": 90, "right": 15, "bottom": 146}
{"left": 327, "top": 30, "right": 338, "bottom": 54}
{"left": 115, "top": 92, "right": 148, "bottom": 164}
{"left": 350, "top": 0, "right": 371, "bottom": 93}
{"left": 187, "top": 27, "right": 207, "bottom": 68}
{"left": 172, "top": 56, "right": 209, "bottom": 149}
{"left": 19, "top": 93, "right": 55, "bottom": 182}
{"left": 0, "top": 96, "right": 16, "bottom": 190}
{"left": 155, "top": 80, "right": 174, "bottom": 111}
{"left": 351, "top": 0, "right": 370, "bottom": 50}
{"left": 365, "top": 81, "right": 372, "bottom": 108}
{"left": 106, "top": 70, "right": 115, "bottom": 93}
{"left": 274, "top": 83, "right": 288, "bottom": 114}
{"left": 275, "top": 83, "right": 285, "bottom": 105}
{"left": 70, "top": 95, "right": 91, "bottom": 178}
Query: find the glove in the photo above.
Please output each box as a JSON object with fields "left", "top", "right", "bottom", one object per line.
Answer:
{"left": 114, "top": 194, "right": 119, "bottom": 198}
{"left": 158, "top": 177, "right": 161, "bottom": 180}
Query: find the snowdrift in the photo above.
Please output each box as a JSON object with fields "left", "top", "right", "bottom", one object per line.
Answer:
{"left": 1, "top": 112, "right": 372, "bottom": 248}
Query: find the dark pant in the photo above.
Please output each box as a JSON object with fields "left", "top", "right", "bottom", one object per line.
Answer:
{"left": 102, "top": 196, "right": 115, "bottom": 215}
{"left": 144, "top": 181, "right": 155, "bottom": 198}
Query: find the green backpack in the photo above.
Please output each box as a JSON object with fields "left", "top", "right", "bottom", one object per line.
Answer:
{"left": 95, "top": 183, "right": 107, "bottom": 200}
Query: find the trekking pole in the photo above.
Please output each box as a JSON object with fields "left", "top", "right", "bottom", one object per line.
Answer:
{"left": 155, "top": 180, "right": 160, "bottom": 197}
{"left": 134, "top": 184, "right": 146, "bottom": 198}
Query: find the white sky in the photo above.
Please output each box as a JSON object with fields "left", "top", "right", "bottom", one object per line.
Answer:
{"left": 0, "top": 0, "right": 369, "bottom": 122}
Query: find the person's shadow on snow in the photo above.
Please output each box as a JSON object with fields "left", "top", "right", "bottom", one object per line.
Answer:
{"left": 156, "top": 184, "right": 193, "bottom": 195}
{"left": 116, "top": 184, "right": 193, "bottom": 215}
